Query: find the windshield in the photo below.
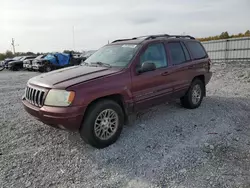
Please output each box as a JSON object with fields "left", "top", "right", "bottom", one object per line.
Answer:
{"left": 84, "top": 44, "right": 139, "bottom": 67}
{"left": 13, "top": 56, "right": 22, "bottom": 60}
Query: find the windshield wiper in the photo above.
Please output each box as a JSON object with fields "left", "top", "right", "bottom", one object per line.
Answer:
{"left": 89, "top": 62, "right": 112, "bottom": 68}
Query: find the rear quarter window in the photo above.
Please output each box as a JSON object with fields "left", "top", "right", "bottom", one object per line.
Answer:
{"left": 186, "top": 41, "right": 207, "bottom": 60}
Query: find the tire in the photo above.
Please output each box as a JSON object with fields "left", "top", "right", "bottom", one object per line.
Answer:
{"left": 80, "top": 99, "right": 124, "bottom": 149}
{"left": 0, "top": 66, "right": 4, "bottom": 71}
{"left": 44, "top": 65, "right": 52, "bottom": 72}
{"left": 11, "top": 65, "right": 18, "bottom": 71}
{"left": 180, "top": 79, "right": 205, "bottom": 109}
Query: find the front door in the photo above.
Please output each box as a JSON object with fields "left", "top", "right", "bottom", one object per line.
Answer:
{"left": 131, "top": 42, "right": 174, "bottom": 111}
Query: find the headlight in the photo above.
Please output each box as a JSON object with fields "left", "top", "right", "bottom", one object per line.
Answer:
{"left": 44, "top": 89, "right": 75, "bottom": 107}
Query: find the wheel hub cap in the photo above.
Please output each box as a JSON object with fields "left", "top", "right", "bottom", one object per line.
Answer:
{"left": 94, "top": 109, "right": 119, "bottom": 140}
{"left": 192, "top": 84, "right": 202, "bottom": 105}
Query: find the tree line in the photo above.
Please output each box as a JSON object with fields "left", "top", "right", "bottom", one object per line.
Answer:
{"left": 197, "top": 30, "right": 250, "bottom": 42}
{"left": 1, "top": 30, "right": 250, "bottom": 61}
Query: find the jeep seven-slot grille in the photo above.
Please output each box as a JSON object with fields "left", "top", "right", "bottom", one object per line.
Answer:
{"left": 25, "top": 86, "right": 45, "bottom": 107}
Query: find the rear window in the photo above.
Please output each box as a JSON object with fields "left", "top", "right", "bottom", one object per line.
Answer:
{"left": 186, "top": 41, "right": 207, "bottom": 60}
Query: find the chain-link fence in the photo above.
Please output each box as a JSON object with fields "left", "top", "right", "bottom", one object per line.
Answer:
{"left": 202, "top": 37, "right": 250, "bottom": 62}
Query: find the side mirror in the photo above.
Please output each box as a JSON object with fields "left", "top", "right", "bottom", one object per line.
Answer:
{"left": 138, "top": 61, "right": 156, "bottom": 73}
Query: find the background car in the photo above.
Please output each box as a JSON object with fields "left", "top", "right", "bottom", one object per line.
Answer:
{"left": 80, "top": 50, "right": 97, "bottom": 63}
{"left": 23, "top": 55, "right": 41, "bottom": 71}
{"left": 33, "top": 53, "right": 83, "bottom": 72}
{"left": 7, "top": 56, "right": 36, "bottom": 71}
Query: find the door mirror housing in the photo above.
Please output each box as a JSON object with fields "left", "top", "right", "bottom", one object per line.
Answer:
{"left": 137, "top": 61, "right": 156, "bottom": 74}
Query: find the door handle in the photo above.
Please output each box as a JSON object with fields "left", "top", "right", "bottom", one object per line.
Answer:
{"left": 161, "top": 71, "right": 169, "bottom": 76}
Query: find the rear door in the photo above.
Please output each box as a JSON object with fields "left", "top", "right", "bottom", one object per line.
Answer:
{"left": 165, "top": 41, "right": 194, "bottom": 98}
{"left": 131, "top": 42, "right": 174, "bottom": 111}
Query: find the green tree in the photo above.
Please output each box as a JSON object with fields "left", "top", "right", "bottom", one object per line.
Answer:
{"left": 245, "top": 30, "right": 250, "bottom": 36}
{"left": 220, "top": 31, "right": 229, "bottom": 39}
{"left": 5, "top": 50, "right": 14, "bottom": 58}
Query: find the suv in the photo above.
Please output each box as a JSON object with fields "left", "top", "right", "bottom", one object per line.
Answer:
{"left": 22, "top": 34, "right": 212, "bottom": 148}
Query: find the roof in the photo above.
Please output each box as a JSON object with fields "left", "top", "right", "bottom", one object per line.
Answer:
{"left": 110, "top": 34, "right": 197, "bottom": 45}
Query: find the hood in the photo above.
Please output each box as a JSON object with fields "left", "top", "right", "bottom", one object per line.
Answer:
{"left": 4, "top": 59, "right": 15, "bottom": 63}
{"left": 28, "top": 65, "right": 122, "bottom": 89}
{"left": 33, "top": 58, "right": 46, "bottom": 63}
{"left": 8, "top": 60, "right": 22, "bottom": 64}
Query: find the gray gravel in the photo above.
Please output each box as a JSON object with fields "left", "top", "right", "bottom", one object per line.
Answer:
{"left": 1, "top": 63, "right": 250, "bottom": 188}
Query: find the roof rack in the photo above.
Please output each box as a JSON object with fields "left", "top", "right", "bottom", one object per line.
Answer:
{"left": 111, "top": 34, "right": 195, "bottom": 43}
{"left": 168, "top": 35, "right": 195, "bottom": 39}
{"left": 111, "top": 38, "right": 133, "bottom": 43}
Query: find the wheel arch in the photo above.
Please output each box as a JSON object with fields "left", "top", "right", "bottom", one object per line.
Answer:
{"left": 192, "top": 75, "right": 206, "bottom": 96}
{"left": 83, "top": 94, "right": 128, "bottom": 127}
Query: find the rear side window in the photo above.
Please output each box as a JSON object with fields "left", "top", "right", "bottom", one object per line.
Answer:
{"left": 186, "top": 41, "right": 207, "bottom": 60}
{"left": 168, "top": 42, "right": 186, "bottom": 65}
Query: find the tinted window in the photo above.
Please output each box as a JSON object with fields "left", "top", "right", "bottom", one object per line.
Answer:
{"left": 140, "top": 43, "right": 167, "bottom": 69}
{"left": 186, "top": 41, "right": 207, "bottom": 59}
{"left": 181, "top": 43, "right": 191, "bottom": 61}
{"left": 168, "top": 42, "right": 186, "bottom": 65}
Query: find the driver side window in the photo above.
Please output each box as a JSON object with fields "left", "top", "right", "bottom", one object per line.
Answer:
{"left": 139, "top": 43, "right": 167, "bottom": 69}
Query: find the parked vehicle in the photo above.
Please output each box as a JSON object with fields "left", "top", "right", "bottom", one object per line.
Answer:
{"left": 0, "top": 56, "right": 23, "bottom": 71}
{"left": 32, "top": 53, "right": 82, "bottom": 72}
{"left": 7, "top": 56, "right": 36, "bottom": 71}
{"left": 80, "top": 50, "right": 97, "bottom": 63}
{"left": 23, "top": 55, "right": 43, "bottom": 71}
{"left": 22, "top": 34, "right": 212, "bottom": 148}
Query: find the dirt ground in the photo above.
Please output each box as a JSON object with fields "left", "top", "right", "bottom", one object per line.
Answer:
{"left": 0, "top": 62, "right": 250, "bottom": 188}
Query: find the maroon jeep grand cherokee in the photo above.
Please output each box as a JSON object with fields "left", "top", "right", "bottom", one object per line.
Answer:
{"left": 22, "top": 34, "right": 212, "bottom": 148}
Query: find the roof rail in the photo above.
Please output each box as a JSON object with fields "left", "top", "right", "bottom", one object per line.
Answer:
{"left": 111, "top": 38, "right": 133, "bottom": 43}
{"left": 168, "top": 35, "right": 195, "bottom": 39}
{"left": 111, "top": 34, "right": 195, "bottom": 43}
{"left": 144, "top": 34, "right": 170, "bottom": 40}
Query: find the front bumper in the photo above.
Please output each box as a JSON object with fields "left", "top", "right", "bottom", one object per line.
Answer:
{"left": 32, "top": 65, "right": 43, "bottom": 70}
{"left": 22, "top": 98, "right": 86, "bottom": 131}
{"left": 24, "top": 64, "right": 32, "bottom": 69}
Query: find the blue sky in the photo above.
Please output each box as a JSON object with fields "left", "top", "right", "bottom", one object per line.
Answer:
{"left": 1, "top": 0, "right": 249, "bottom": 52}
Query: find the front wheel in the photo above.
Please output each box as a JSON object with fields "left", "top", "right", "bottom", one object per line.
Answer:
{"left": 0, "top": 65, "right": 5, "bottom": 71}
{"left": 180, "top": 79, "right": 205, "bottom": 109}
{"left": 44, "top": 65, "right": 52, "bottom": 72}
{"left": 80, "top": 100, "right": 124, "bottom": 148}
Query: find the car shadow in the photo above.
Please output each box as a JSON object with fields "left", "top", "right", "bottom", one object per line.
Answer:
{"left": 63, "top": 95, "right": 250, "bottom": 186}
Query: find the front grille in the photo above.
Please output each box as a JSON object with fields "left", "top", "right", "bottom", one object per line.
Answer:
{"left": 25, "top": 86, "right": 46, "bottom": 107}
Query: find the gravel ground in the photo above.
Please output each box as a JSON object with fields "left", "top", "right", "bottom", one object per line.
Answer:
{"left": 0, "top": 63, "right": 250, "bottom": 188}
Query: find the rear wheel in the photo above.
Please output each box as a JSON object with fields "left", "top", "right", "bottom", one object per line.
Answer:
{"left": 180, "top": 79, "right": 205, "bottom": 109}
{"left": 80, "top": 99, "right": 124, "bottom": 148}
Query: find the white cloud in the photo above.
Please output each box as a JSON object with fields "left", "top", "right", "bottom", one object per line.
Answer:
{"left": 0, "top": 0, "right": 249, "bottom": 52}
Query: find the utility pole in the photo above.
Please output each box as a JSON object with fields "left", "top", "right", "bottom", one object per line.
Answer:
{"left": 11, "top": 38, "right": 16, "bottom": 54}
{"left": 72, "top": 26, "right": 75, "bottom": 51}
